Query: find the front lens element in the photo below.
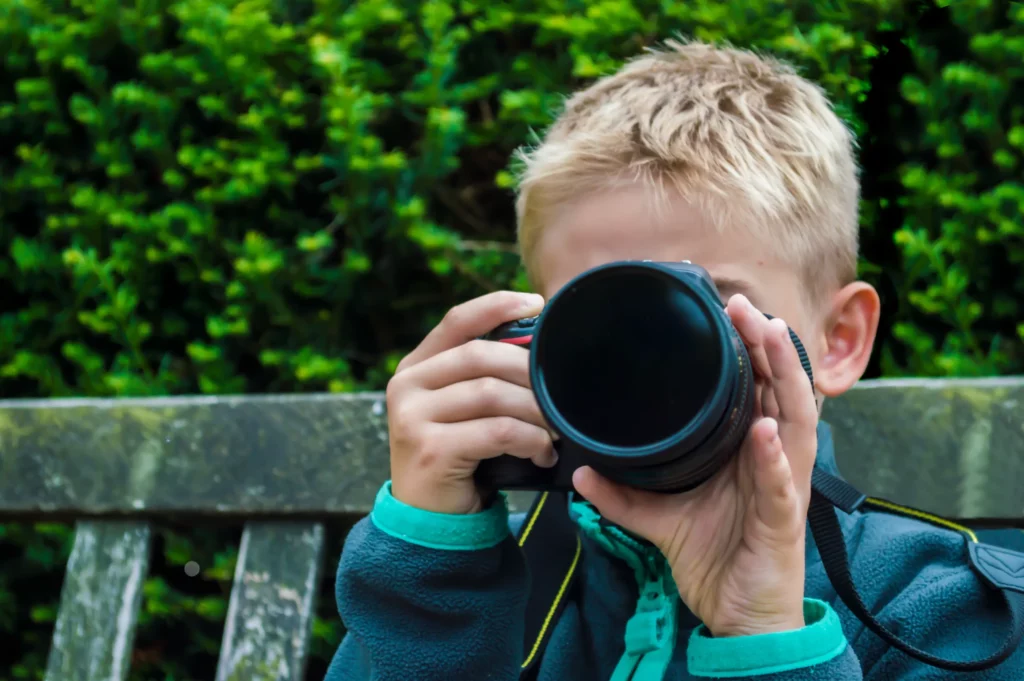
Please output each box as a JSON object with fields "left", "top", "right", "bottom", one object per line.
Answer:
{"left": 536, "top": 269, "right": 722, "bottom": 448}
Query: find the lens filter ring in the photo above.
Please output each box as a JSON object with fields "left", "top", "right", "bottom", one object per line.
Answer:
{"left": 528, "top": 261, "right": 740, "bottom": 477}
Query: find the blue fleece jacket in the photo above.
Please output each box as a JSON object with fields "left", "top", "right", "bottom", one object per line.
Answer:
{"left": 325, "top": 422, "right": 1024, "bottom": 680}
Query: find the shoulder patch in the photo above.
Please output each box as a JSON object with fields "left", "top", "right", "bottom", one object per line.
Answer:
{"left": 968, "top": 541, "right": 1024, "bottom": 596}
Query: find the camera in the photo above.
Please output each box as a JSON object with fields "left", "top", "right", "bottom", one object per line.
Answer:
{"left": 473, "top": 260, "right": 813, "bottom": 493}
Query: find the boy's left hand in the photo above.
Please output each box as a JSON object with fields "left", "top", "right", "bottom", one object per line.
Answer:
{"left": 572, "top": 294, "right": 819, "bottom": 638}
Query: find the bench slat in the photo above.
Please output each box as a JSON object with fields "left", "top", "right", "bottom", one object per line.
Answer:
{"left": 822, "top": 379, "right": 1024, "bottom": 520}
{"left": 45, "top": 521, "right": 151, "bottom": 681}
{"left": 0, "top": 392, "right": 391, "bottom": 518}
{"left": 216, "top": 521, "right": 325, "bottom": 681}
{"left": 0, "top": 378, "right": 1022, "bottom": 519}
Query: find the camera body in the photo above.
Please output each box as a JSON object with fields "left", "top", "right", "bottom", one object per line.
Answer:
{"left": 474, "top": 260, "right": 813, "bottom": 494}
{"left": 484, "top": 260, "right": 719, "bottom": 344}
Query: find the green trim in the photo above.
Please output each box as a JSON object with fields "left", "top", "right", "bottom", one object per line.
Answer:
{"left": 609, "top": 593, "right": 680, "bottom": 681}
{"left": 571, "top": 499, "right": 650, "bottom": 579}
{"left": 624, "top": 594, "right": 679, "bottom": 680}
{"left": 572, "top": 497, "right": 679, "bottom": 681}
{"left": 687, "top": 599, "right": 847, "bottom": 678}
{"left": 370, "top": 481, "right": 510, "bottom": 551}
{"left": 609, "top": 652, "right": 640, "bottom": 681}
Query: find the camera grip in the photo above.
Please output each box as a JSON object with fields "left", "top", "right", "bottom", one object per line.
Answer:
{"left": 481, "top": 315, "right": 538, "bottom": 345}
{"left": 476, "top": 315, "right": 567, "bottom": 490}
{"left": 474, "top": 448, "right": 575, "bottom": 491}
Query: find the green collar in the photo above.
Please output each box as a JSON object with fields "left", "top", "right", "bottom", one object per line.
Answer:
{"left": 570, "top": 496, "right": 680, "bottom": 681}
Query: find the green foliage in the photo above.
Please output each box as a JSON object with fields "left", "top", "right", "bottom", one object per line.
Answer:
{"left": 0, "top": 522, "right": 74, "bottom": 679}
{"left": 1, "top": 0, "right": 1019, "bottom": 400}
{"left": 880, "top": 1, "right": 1024, "bottom": 375}
{"left": 0, "top": 0, "right": 1021, "bottom": 678}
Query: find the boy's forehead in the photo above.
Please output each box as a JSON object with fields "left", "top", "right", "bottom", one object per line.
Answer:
{"left": 533, "top": 186, "right": 779, "bottom": 309}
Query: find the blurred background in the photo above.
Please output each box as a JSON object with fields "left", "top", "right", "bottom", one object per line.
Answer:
{"left": 1, "top": 0, "right": 1021, "bottom": 679}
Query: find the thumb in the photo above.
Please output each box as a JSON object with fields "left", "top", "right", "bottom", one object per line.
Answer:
{"left": 572, "top": 466, "right": 665, "bottom": 541}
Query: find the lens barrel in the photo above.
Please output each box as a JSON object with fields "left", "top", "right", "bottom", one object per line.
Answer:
{"left": 529, "top": 261, "right": 754, "bottom": 493}
{"left": 474, "top": 260, "right": 811, "bottom": 493}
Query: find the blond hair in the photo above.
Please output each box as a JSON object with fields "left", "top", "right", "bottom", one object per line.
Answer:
{"left": 515, "top": 39, "right": 860, "bottom": 298}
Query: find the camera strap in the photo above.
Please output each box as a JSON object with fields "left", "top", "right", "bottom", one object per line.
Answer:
{"left": 809, "top": 466, "right": 1024, "bottom": 672}
{"left": 516, "top": 490, "right": 581, "bottom": 681}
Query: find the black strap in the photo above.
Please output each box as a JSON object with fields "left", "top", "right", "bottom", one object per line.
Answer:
{"left": 515, "top": 491, "right": 581, "bottom": 680}
{"left": 809, "top": 468, "right": 1024, "bottom": 672}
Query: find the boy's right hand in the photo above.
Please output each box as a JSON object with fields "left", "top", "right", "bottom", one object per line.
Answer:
{"left": 386, "top": 291, "right": 556, "bottom": 515}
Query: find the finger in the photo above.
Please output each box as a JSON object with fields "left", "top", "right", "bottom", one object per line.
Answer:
{"left": 747, "top": 417, "right": 803, "bottom": 535}
{"left": 438, "top": 418, "right": 557, "bottom": 468}
{"left": 761, "top": 382, "right": 780, "bottom": 420}
{"left": 726, "top": 294, "right": 772, "bottom": 379}
{"left": 400, "top": 338, "right": 532, "bottom": 391}
{"left": 397, "top": 291, "right": 545, "bottom": 372}
{"left": 764, "top": 317, "right": 818, "bottom": 428}
{"left": 427, "top": 378, "right": 550, "bottom": 431}
{"left": 764, "top": 317, "right": 819, "bottom": 484}
{"left": 571, "top": 466, "right": 669, "bottom": 541}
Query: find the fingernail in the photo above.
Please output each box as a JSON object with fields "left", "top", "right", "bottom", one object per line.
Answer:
{"left": 772, "top": 318, "right": 790, "bottom": 341}
{"left": 521, "top": 293, "right": 545, "bottom": 310}
{"left": 572, "top": 467, "right": 586, "bottom": 489}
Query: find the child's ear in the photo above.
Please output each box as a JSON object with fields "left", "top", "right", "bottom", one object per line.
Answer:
{"left": 815, "top": 281, "right": 880, "bottom": 398}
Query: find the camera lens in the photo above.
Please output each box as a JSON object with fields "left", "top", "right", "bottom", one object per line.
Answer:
{"left": 535, "top": 268, "right": 722, "bottom": 448}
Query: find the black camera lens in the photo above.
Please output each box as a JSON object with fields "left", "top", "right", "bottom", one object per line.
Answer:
{"left": 535, "top": 268, "right": 722, "bottom": 448}
{"left": 473, "top": 260, "right": 811, "bottom": 494}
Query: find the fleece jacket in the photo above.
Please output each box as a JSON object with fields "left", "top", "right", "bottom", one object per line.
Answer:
{"left": 324, "top": 421, "right": 1024, "bottom": 680}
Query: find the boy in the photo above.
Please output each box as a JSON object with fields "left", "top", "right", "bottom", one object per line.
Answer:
{"left": 325, "top": 40, "right": 1024, "bottom": 680}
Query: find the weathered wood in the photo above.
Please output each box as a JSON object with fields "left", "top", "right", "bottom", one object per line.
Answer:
{"left": 44, "top": 521, "right": 151, "bottom": 681}
{"left": 215, "top": 521, "right": 325, "bottom": 681}
{"left": 0, "top": 378, "right": 1022, "bottom": 519}
{"left": 0, "top": 392, "right": 390, "bottom": 518}
{"left": 822, "top": 378, "right": 1024, "bottom": 521}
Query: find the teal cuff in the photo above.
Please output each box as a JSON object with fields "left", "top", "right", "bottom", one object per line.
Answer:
{"left": 369, "top": 481, "right": 510, "bottom": 551}
{"left": 687, "top": 599, "right": 847, "bottom": 678}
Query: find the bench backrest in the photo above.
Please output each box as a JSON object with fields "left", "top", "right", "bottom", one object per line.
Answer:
{"left": 1, "top": 377, "right": 1021, "bottom": 680}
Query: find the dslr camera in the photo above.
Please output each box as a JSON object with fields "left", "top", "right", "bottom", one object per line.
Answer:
{"left": 474, "top": 260, "right": 812, "bottom": 493}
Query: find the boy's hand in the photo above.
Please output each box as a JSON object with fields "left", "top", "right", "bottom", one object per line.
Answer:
{"left": 387, "top": 291, "right": 555, "bottom": 515}
{"left": 573, "top": 294, "right": 817, "bottom": 638}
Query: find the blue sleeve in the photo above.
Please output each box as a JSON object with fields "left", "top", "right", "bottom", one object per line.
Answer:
{"left": 686, "top": 598, "right": 863, "bottom": 679}
{"left": 324, "top": 482, "right": 528, "bottom": 681}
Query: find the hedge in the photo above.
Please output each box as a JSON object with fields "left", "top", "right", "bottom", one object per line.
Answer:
{"left": 1, "top": 0, "right": 1021, "bottom": 679}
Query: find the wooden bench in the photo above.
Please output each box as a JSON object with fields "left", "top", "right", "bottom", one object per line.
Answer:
{"left": 1, "top": 377, "right": 1022, "bottom": 680}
